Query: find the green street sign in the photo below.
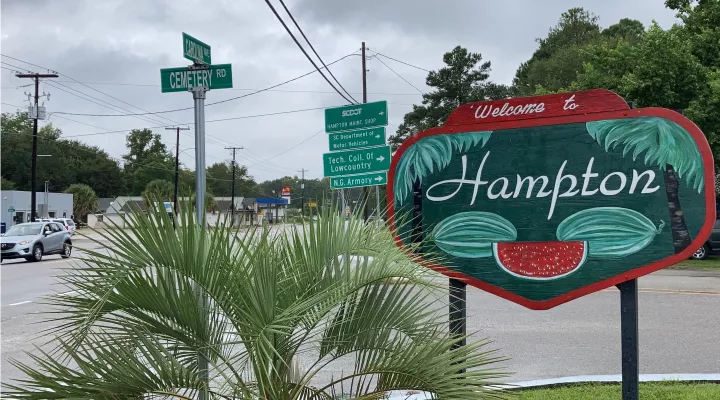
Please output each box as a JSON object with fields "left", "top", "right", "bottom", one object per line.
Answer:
{"left": 328, "top": 127, "right": 386, "bottom": 152}
{"left": 183, "top": 32, "right": 211, "bottom": 64}
{"left": 323, "top": 145, "right": 390, "bottom": 177}
{"left": 325, "top": 101, "right": 388, "bottom": 133}
{"left": 8, "top": 206, "right": 15, "bottom": 213}
{"left": 160, "top": 64, "right": 233, "bottom": 93}
{"left": 331, "top": 171, "right": 387, "bottom": 189}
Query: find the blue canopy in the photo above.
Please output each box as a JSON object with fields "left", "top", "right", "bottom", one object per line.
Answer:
{"left": 256, "top": 198, "right": 288, "bottom": 205}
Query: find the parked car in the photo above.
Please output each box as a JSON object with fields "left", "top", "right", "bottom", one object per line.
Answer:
{"left": 691, "top": 219, "right": 720, "bottom": 260}
{"left": 0, "top": 222, "right": 72, "bottom": 262}
{"left": 40, "top": 218, "right": 76, "bottom": 236}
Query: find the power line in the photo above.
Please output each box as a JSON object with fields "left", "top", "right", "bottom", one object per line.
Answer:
{"left": 277, "top": 0, "right": 357, "bottom": 103}
{"left": 371, "top": 51, "right": 430, "bottom": 72}
{"left": 374, "top": 56, "right": 425, "bottom": 95}
{"left": 262, "top": 0, "right": 355, "bottom": 104}
{"left": 2, "top": 52, "right": 358, "bottom": 117}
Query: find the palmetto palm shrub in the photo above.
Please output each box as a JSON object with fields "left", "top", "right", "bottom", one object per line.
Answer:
{"left": 5, "top": 205, "right": 507, "bottom": 399}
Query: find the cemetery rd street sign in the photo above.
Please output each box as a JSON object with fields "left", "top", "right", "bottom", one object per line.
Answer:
{"left": 323, "top": 145, "right": 391, "bottom": 177}
{"left": 325, "top": 101, "right": 388, "bottom": 133}
{"left": 183, "top": 32, "right": 211, "bottom": 64}
{"left": 160, "top": 64, "right": 233, "bottom": 93}
{"left": 331, "top": 171, "right": 387, "bottom": 189}
{"left": 328, "top": 127, "right": 386, "bottom": 151}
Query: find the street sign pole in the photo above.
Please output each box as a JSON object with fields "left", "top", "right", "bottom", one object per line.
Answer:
{"left": 192, "top": 84, "right": 209, "bottom": 400}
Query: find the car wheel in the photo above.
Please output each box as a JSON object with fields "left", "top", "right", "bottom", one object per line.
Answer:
{"left": 691, "top": 244, "right": 709, "bottom": 260}
{"left": 29, "top": 244, "right": 43, "bottom": 262}
{"left": 61, "top": 242, "right": 72, "bottom": 258}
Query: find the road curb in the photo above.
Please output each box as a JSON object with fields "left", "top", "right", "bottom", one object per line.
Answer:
{"left": 384, "top": 374, "right": 720, "bottom": 399}
{"left": 655, "top": 269, "right": 720, "bottom": 278}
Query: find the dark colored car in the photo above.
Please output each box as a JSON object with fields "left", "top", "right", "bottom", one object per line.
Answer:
{"left": 691, "top": 219, "right": 720, "bottom": 260}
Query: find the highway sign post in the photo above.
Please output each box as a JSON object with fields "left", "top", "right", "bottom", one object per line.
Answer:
{"left": 325, "top": 101, "right": 388, "bottom": 133}
{"left": 160, "top": 33, "right": 237, "bottom": 400}
{"left": 323, "top": 145, "right": 390, "bottom": 177}
{"left": 183, "top": 32, "right": 211, "bottom": 65}
{"left": 328, "top": 127, "right": 386, "bottom": 151}
{"left": 160, "top": 64, "right": 233, "bottom": 93}
{"left": 330, "top": 171, "right": 387, "bottom": 190}
{"left": 388, "top": 89, "right": 716, "bottom": 400}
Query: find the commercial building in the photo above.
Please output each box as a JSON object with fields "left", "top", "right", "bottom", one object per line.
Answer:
{"left": 1, "top": 190, "right": 74, "bottom": 228}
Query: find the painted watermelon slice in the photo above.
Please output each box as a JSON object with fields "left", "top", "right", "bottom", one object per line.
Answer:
{"left": 492, "top": 241, "right": 587, "bottom": 280}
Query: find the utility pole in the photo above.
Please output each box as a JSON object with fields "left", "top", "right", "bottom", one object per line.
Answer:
{"left": 15, "top": 72, "right": 58, "bottom": 222}
{"left": 297, "top": 168, "right": 307, "bottom": 216}
{"left": 225, "top": 146, "right": 243, "bottom": 224}
{"left": 360, "top": 42, "right": 379, "bottom": 223}
{"left": 165, "top": 126, "right": 190, "bottom": 215}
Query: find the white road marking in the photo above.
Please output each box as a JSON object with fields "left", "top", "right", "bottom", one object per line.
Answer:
{"left": 7, "top": 300, "right": 32, "bottom": 306}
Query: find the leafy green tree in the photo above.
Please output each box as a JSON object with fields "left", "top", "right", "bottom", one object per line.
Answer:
{"left": 1, "top": 112, "right": 125, "bottom": 197}
{"left": 666, "top": 0, "right": 720, "bottom": 68}
{"left": 4, "top": 205, "right": 507, "bottom": 398}
{"left": 206, "top": 161, "right": 256, "bottom": 197}
{"left": 142, "top": 179, "right": 174, "bottom": 207}
{"left": 601, "top": 18, "right": 646, "bottom": 42}
{"left": 64, "top": 183, "right": 98, "bottom": 220}
{"left": 1, "top": 177, "right": 16, "bottom": 190}
{"left": 190, "top": 191, "right": 218, "bottom": 212}
{"left": 389, "top": 46, "right": 510, "bottom": 150}
{"left": 122, "top": 129, "right": 174, "bottom": 194}
{"left": 513, "top": 8, "right": 602, "bottom": 95}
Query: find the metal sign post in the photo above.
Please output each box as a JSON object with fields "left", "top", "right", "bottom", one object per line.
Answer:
{"left": 618, "top": 279, "right": 639, "bottom": 400}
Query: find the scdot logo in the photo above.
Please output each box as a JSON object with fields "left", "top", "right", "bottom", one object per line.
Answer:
{"left": 342, "top": 108, "right": 362, "bottom": 117}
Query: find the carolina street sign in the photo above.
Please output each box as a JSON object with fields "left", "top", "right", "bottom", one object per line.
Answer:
{"left": 183, "top": 32, "right": 211, "bottom": 65}
{"left": 160, "top": 64, "right": 233, "bottom": 93}
{"left": 388, "top": 89, "right": 715, "bottom": 310}
{"left": 323, "top": 145, "right": 390, "bottom": 177}
{"left": 325, "top": 101, "right": 388, "bottom": 133}
{"left": 331, "top": 171, "right": 387, "bottom": 189}
{"left": 328, "top": 127, "right": 386, "bottom": 152}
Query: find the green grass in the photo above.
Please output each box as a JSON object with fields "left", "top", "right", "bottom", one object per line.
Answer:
{"left": 670, "top": 257, "right": 720, "bottom": 271}
{"left": 518, "top": 382, "right": 720, "bottom": 399}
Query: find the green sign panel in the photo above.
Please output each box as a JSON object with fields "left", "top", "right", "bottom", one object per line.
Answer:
{"left": 389, "top": 90, "right": 715, "bottom": 310}
{"left": 325, "top": 101, "right": 388, "bottom": 133}
{"left": 323, "top": 145, "right": 390, "bottom": 177}
{"left": 160, "top": 64, "right": 233, "bottom": 93}
{"left": 183, "top": 32, "right": 211, "bottom": 64}
{"left": 328, "top": 127, "right": 386, "bottom": 152}
{"left": 331, "top": 171, "right": 387, "bottom": 189}
{"left": 8, "top": 206, "right": 15, "bottom": 213}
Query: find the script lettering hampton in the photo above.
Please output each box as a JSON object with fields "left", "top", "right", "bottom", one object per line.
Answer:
{"left": 425, "top": 153, "right": 660, "bottom": 219}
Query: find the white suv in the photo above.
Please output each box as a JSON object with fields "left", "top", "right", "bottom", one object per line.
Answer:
{"left": 41, "top": 218, "right": 76, "bottom": 236}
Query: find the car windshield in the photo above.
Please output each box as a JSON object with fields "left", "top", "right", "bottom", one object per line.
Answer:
{"left": 52, "top": 219, "right": 65, "bottom": 224}
{"left": 5, "top": 224, "right": 43, "bottom": 236}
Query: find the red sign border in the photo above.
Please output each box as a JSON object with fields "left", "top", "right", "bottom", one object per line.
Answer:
{"left": 387, "top": 107, "right": 716, "bottom": 310}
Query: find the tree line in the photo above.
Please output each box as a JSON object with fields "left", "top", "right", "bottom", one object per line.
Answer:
{"left": 390, "top": 1, "right": 720, "bottom": 174}
{"left": 1, "top": 112, "right": 335, "bottom": 217}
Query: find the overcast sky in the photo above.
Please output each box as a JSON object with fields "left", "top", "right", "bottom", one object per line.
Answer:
{"left": 1, "top": 0, "right": 678, "bottom": 184}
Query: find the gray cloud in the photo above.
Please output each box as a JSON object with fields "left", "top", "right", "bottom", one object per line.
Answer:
{"left": 1, "top": 0, "right": 678, "bottom": 187}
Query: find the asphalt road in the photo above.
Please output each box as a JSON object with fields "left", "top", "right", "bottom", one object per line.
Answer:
{"left": 2, "top": 236, "right": 719, "bottom": 386}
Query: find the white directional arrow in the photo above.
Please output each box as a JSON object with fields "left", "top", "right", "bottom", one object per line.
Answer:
{"left": 375, "top": 134, "right": 380, "bottom": 139}
{"left": 374, "top": 175, "right": 384, "bottom": 182}
{"left": 376, "top": 155, "right": 385, "bottom": 162}
{"left": 379, "top": 111, "right": 385, "bottom": 116}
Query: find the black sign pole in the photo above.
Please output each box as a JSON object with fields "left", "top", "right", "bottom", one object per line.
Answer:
{"left": 617, "top": 279, "right": 639, "bottom": 400}
{"left": 412, "top": 179, "right": 467, "bottom": 371}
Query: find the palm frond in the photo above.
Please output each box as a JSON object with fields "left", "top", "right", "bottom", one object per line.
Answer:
{"left": 394, "top": 131, "right": 492, "bottom": 205}
{"left": 6, "top": 200, "right": 508, "bottom": 399}
{"left": 586, "top": 117, "right": 704, "bottom": 191}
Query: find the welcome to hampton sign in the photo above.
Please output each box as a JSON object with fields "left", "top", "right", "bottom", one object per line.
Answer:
{"left": 388, "top": 89, "right": 716, "bottom": 310}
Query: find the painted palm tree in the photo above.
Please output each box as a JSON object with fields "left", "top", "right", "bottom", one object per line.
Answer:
{"left": 586, "top": 117, "right": 704, "bottom": 254}
{"left": 394, "top": 131, "right": 493, "bottom": 206}
{"left": 4, "top": 204, "right": 507, "bottom": 399}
